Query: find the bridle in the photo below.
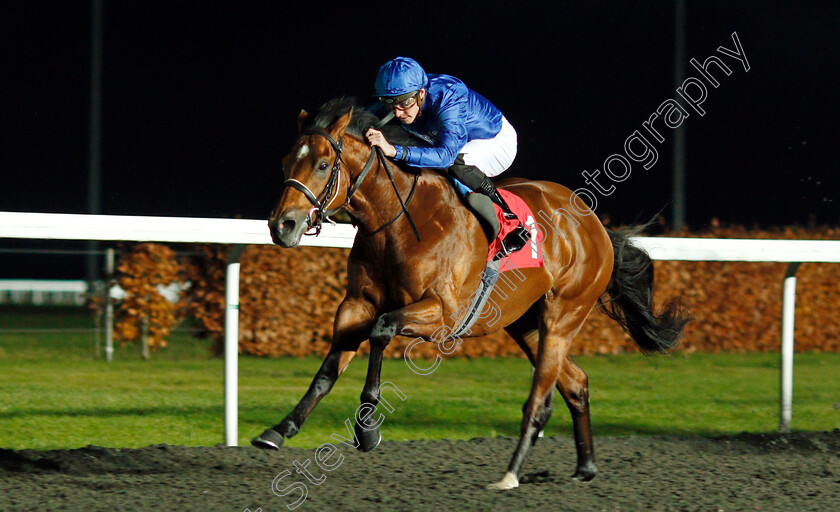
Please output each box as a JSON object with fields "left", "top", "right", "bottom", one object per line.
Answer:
{"left": 282, "top": 128, "right": 347, "bottom": 236}
{"left": 283, "top": 127, "right": 421, "bottom": 241}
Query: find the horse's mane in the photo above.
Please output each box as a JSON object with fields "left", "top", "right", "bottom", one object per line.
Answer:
{"left": 305, "top": 97, "right": 430, "bottom": 148}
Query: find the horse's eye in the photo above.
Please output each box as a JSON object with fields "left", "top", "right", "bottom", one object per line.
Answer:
{"left": 318, "top": 161, "right": 329, "bottom": 171}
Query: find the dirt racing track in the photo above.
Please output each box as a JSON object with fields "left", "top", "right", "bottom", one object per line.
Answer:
{"left": 2, "top": 431, "right": 838, "bottom": 512}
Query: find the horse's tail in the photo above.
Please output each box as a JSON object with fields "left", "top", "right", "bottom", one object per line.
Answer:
{"left": 599, "top": 226, "right": 690, "bottom": 353}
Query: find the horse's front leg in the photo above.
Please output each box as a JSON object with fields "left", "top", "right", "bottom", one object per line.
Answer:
{"left": 354, "top": 297, "right": 444, "bottom": 452}
{"left": 252, "top": 297, "right": 375, "bottom": 449}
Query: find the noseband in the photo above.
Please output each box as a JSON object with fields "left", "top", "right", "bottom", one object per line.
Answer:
{"left": 283, "top": 127, "right": 420, "bottom": 240}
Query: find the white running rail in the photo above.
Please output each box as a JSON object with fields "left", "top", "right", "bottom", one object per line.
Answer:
{"left": 3, "top": 211, "right": 839, "bottom": 442}
{"left": 0, "top": 279, "right": 88, "bottom": 306}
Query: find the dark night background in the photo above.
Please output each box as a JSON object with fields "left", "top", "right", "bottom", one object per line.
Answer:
{"left": 1, "top": 2, "right": 838, "bottom": 278}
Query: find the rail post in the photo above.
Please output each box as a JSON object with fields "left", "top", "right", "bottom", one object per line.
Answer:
{"left": 225, "top": 244, "right": 246, "bottom": 446}
{"left": 779, "top": 262, "right": 801, "bottom": 433}
{"left": 104, "top": 248, "right": 115, "bottom": 362}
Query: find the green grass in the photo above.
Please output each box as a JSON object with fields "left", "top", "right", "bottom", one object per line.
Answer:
{"left": 1, "top": 307, "right": 838, "bottom": 450}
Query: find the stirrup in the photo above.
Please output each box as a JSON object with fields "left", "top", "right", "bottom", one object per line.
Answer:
{"left": 493, "top": 224, "right": 531, "bottom": 260}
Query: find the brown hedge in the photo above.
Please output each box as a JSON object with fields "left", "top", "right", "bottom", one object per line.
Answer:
{"left": 185, "top": 224, "right": 840, "bottom": 358}
{"left": 114, "top": 243, "right": 184, "bottom": 355}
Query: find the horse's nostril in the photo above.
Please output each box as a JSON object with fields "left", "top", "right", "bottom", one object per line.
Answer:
{"left": 282, "top": 220, "right": 296, "bottom": 232}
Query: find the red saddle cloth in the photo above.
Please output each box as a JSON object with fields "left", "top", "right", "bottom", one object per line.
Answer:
{"left": 486, "top": 189, "right": 545, "bottom": 270}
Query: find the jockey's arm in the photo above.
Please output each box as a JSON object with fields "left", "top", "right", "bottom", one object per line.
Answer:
{"left": 364, "top": 88, "right": 470, "bottom": 168}
{"left": 365, "top": 128, "right": 397, "bottom": 158}
{"left": 371, "top": 114, "right": 468, "bottom": 169}
{"left": 400, "top": 97, "right": 467, "bottom": 168}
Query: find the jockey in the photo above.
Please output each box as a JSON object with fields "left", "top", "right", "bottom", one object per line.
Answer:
{"left": 365, "top": 57, "right": 530, "bottom": 258}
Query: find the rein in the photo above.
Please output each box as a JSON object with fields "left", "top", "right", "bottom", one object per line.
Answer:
{"left": 283, "top": 124, "right": 421, "bottom": 241}
{"left": 363, "top": 147, "right": 420, "bottom": 240}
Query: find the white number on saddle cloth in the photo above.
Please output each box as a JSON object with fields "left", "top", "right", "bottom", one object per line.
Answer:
{"left": 527, "top": 215, "right": 538, "bottom": 260}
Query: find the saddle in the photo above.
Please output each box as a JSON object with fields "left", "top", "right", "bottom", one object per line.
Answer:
{"left": 485, "top": 189, "right": 543, "bottom": 269}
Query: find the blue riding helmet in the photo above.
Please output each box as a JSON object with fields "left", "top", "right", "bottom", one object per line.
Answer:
{"left": 374, "top": 57, "right": 429, "bottom": 99}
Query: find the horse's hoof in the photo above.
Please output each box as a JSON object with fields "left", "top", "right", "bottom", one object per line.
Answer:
{"left": 354, "top": 422, "right": 382, "bottom": 452}
{"left": 251, "top": 429, "right": 285, "bottom": 450}
{"left": 572, "top": 462, "right": 597, "bottom": 482}
{"left": 486, "top": 472, "right": 519, "bottom": 490}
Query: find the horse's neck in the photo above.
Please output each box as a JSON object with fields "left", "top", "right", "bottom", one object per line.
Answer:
{"left": 343, "top": 145, "right": 493, "bottom": 306}
{"left": 345, "top": 148, "right": 454, "bottom": 236}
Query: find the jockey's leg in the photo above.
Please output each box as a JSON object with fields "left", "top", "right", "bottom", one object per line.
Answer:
{"left": 465, "top": 192, "right": 500, "bottom": 242}
{"left": 448, "top": 159, "right": 531, "bottom": 257}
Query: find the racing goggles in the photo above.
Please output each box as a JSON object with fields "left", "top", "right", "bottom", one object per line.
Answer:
{"left": 379, "top": 91, "right": 420, "bottom": 111}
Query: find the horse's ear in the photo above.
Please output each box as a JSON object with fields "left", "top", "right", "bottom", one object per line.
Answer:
{"left": 297, "top": 109, "right": 309, "bottom": 133}
{"left": 328, "top": 108, "right": 354, "bottom": 139}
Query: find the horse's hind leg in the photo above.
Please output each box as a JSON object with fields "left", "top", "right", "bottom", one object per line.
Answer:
{"left": 559, "top": 357, "right": 597, "bottom": 481}
{"left": 489, "top": 315, "right": 566, "bottom": 489}
{"left": 492, "top": 302, "right": 597, "bottom": 488}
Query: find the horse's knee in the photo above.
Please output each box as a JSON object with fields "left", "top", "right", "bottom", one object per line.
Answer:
{"left": 370, "top": 314, "right": 398, "bottom": 345}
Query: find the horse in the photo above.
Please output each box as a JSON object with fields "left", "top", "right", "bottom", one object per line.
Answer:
{"left": 256, "top": 97, "right": 689, "bottom": 490}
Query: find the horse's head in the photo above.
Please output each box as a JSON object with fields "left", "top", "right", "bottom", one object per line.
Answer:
{"left": 268, "top": 108, "right": 354, "bottom": 247}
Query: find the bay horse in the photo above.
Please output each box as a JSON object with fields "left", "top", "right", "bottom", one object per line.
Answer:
{"left": 257, "top": 98, "right": 689, "bottom": 490}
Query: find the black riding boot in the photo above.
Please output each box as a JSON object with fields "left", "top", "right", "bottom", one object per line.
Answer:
{"left": 448, "top": 161, "right": 531, "bottom": 258}
{"left": 476, "top": 177, "right": 531, "bottom": 258}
